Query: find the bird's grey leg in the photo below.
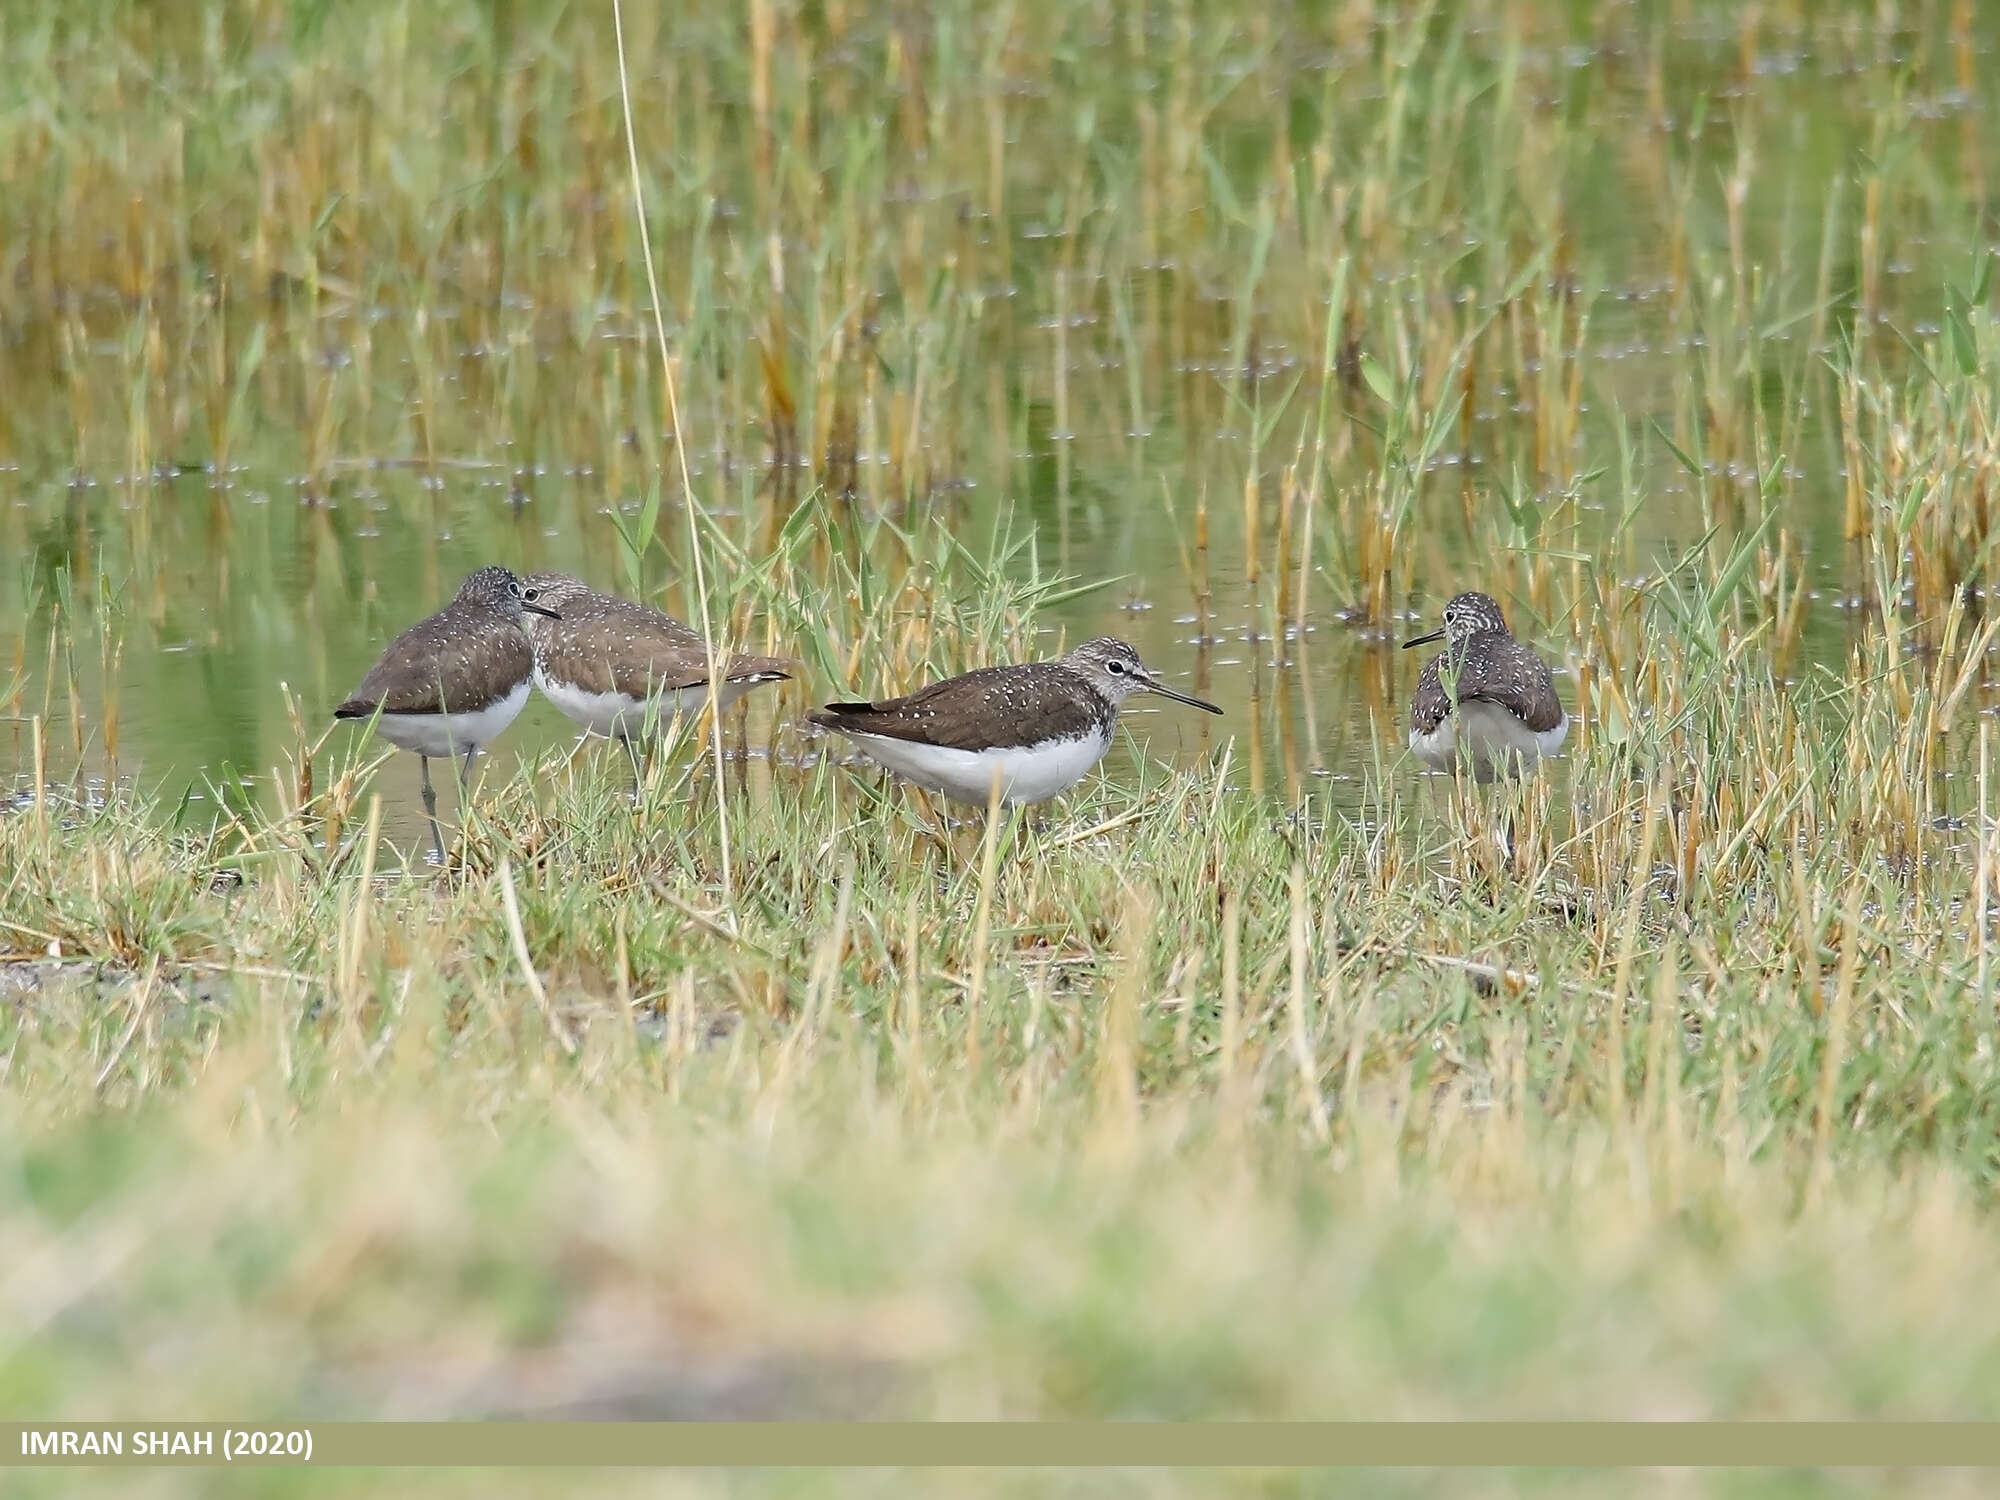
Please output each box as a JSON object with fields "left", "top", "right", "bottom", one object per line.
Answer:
{"left": 418, "top": 756, "right": 446, "bottom": 866}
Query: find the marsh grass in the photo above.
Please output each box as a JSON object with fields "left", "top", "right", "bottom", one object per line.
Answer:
{"left": 3, "top": 0, "right": 2000, "bottom": 1461}
{"left": 9, "top": 558, "right": 2000, "bottom": 1432}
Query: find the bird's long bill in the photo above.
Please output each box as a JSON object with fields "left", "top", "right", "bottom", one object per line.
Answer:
{"left": 1402, "top": 627, "right": 1444, "bottom": 650}
{"left": 1143, "top": 676, "right": 1224, "bottom": 714}
{"left": 523, "top": 602, "right": 563, "bottom": 620}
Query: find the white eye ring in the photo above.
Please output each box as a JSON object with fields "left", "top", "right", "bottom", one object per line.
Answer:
{"left": 1108, "top": 660, "right": 1126, "bottom": 673}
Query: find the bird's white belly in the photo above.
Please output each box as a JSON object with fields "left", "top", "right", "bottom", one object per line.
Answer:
{"left": 374, "top": 681, "right": 530, "bottom": 760}
{"left": 1410, "top": 701, "right": 1568, "bottom": 782}
{"left": 837, "top": 728, "right": 1112, "bottom": 808}
{"left": 535, "top": 670, "right": 756, "bottom": 739}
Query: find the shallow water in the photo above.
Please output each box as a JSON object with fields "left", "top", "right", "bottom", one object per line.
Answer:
{"left": 2, "top": 6, "right": 1994, "bottom": 848}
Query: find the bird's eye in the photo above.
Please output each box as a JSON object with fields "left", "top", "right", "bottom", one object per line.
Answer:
{"left": 521, "top": 586, "right": 539, "bottom": 602}
{"left": 1107, "top": 660, "right": 1126, "bottom": 674}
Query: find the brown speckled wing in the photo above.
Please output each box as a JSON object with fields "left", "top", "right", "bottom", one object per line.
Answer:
{"left": 534, "top": 595, "right": 793, "bottom": 698}
{"left": 1413, "top": 632, "right": 1563, "bottom": 733}
{"left": 812, "top": 663, "right": 1108, "bottom": 750}
{"left": 1410, "top": 653, "right": 1452, "bottom": 734}
{"left": 336, "top": 601, "right": 534, "bottom": 717}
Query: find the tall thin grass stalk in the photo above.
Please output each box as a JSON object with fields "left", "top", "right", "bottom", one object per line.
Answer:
{"left": 1981, "top": 717, "right": 1993, "bottom": 1053}
{"left": 500, "top": 854, "right": 578, "bottom": 1057}
{"left": 612, "top": 0, "right": 733, "bottom": 913}
{"left": 1287, "top": 861, "right": 1329, "bottom": 1141}
{"left": 965, "top": 773, "right": 1008, "bottom": 1073}
{"left": 1219, "top": 888, "right": 1242, "bottom": 1130}
{"left": 1807, "top": 881, "right": 1863, "bottom": 1209}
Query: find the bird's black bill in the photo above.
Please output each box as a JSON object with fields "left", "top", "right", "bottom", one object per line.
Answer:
{"left": 523, "top": 602, "right": 563, "bottom": 620}
{"left": 1402, "top": 627, "right": 1444, "bottom": 650}
{"left": 1146, "top": 680, "right": 1224, "bottom": 715}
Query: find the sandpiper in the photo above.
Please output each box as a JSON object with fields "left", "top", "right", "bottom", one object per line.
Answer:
{"left": 334, "top": 565, "right": 559, "bottom": 861}
{"left": 1404, "top": 591, "right": 1567, "bottom": 782}
{"left": 810, "top": 636, "right": 1221, "bottom": 810}
{"left": 518, "top": 573, "right": 794, "bottom": 785}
